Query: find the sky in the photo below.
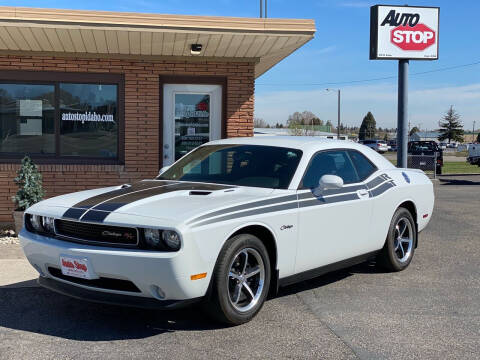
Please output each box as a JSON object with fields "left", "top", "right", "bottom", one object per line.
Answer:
{"left": 5, "top": 0, "right": 479, "bottom": 131}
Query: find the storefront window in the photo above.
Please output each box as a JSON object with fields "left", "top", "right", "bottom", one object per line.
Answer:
{"left": 0, "top": 73, "right": 121, "bottom": 163}
{"left": 60, "top": 83, "right": 117, "bottom": 158}
{"left": 174, "top": 94, "right": 210, "bottom": 161}
{"left": 0, "top": 84, "right": 55, "bottom": 154}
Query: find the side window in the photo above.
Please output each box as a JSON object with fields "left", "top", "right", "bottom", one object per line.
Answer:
{"left": 301, "top": 150, "right": 359, "bottom": 189}
{"left": 348, "top": 150, "right": 377, "bottom": 181}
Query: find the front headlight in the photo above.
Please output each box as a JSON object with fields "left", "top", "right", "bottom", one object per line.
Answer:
{"left": 162, "top": 230, "right": 181, "bottom": 251}
{"left": 26, "top": 214, "right": 55, "bottom": 235}
{"left": 30, "top": 215, "right": 43, "bottom": 232}
{"left": 144, "top": 228, "right": 162, "bottom": 247}
{"left": 42, "top": 217, "right": 55, "bottom": 233}
{"left": 141, "top": 228, "right": 181, "bottom": 251}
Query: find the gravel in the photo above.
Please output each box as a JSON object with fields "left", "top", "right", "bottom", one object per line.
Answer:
{"left": 0, "top": 230, "right": 19, "bottom": 245}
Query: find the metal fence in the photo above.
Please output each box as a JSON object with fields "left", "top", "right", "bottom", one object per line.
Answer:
{"left": 407, "top": 153, "right": 438, "bottom": 179}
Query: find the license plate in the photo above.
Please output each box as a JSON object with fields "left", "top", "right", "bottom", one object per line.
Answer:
{"left": 420, "top": 161, "right": 426, "bottom": 166}
{"left": 60, "top": 255, "right": 97, "bottom": 280}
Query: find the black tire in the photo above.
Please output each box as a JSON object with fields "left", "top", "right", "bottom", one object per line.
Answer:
{"left": 377, "top": 207, "right": 416, "bottom": 272}
{"left": 205, "top": 234, "right": 271, "bottom": 325}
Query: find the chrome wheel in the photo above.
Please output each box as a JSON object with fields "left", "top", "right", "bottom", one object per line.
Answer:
{"left": 393, "top": 217, "right": 414, "bottom": 263}
{"left": 227, "top": 248, "right": 265, "bottom": 313}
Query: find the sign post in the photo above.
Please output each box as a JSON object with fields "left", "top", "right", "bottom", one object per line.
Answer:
{"left": 370, "top": 5, "right": 439, "bottom": 168}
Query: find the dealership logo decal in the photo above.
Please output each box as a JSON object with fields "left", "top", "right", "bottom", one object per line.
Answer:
{"left": 381, "top": 10, "right": 436, "bottom": 51}
{"left": 62, "top": 112, "right": 115, "bottom": 124}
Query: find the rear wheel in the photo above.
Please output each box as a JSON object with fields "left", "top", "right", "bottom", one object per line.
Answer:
{"left": 378, "top": 207, "right": 416, "bottom": 272}
{"left": 206, "top": 234, "right": 271, "bottom": 325}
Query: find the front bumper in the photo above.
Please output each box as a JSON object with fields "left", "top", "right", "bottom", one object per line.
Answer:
{"left": 38, "top": 276, "right": 202, "bottom": 309}
{"left": 19, "top": 228, "right": 212, "bottom": 305}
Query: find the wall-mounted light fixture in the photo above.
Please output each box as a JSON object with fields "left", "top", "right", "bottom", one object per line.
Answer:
{"left": 190, "top": 44, "right": 202, "bottom": 55}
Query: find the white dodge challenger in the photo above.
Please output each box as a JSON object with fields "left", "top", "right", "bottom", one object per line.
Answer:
{"left": 20, "top": 137, "right": 434, "bottom": 324}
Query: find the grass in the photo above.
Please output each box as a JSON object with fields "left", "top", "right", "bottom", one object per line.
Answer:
{"left": 389, "top": 159, "right": 480, "bottom": 174}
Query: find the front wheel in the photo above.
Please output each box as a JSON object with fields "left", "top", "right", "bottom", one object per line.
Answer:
{"left": 377, "top": 207, "right": 416, "bottom": 272}
{"left": 206, "top": 234, "right": 271, "bottom": 325}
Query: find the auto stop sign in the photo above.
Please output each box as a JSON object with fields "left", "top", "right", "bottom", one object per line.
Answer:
{"left": 370, "top": 5, "right": 439, "bottom": 60}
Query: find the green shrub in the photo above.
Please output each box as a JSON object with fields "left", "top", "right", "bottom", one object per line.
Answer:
{"left": 12, "top": 156, "right": 45, "bottom": 211}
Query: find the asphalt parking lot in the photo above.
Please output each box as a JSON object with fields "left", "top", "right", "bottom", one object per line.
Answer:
{"left": 1, "top": 175, "right": 479, "bottom": 359}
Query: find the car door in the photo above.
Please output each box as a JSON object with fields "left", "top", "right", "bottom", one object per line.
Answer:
{"left": 294, "top": 149, "right": 374, "bottom": 274}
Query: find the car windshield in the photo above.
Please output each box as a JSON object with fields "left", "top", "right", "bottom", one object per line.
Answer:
{"left": 157, "top": 144, "right": 303, "bottom": 189}
{"left": 409, "top": 142, "right": 436, "bottom": 151}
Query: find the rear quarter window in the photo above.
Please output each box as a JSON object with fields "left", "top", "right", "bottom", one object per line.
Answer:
{"left": 348, "top": 150, "right": 378, "bottom": 181}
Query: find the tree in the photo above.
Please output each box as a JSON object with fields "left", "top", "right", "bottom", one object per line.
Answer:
{"left": 409, "top": 126, "right": 420, "bottom": 137}
{"left": 359, "top": 112, "right": 377, "bottom": 140}
{"left": 12, "top": 156, "right": 45, "bottom": 211}
{"left": 287, "top": 111, "right": 320, "bottom": 135}
{"left": 476, "top": 132, "right": 480, "bottom": 143}
{"left": 254, "top": 117, "right": 268, "bottom": 128}
{"left": 438, "top": 106, "right": 464, "bottom": 143}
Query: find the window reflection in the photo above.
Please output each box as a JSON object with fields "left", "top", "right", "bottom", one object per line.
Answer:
{"left": 0, "top": 84, "right": 55, "bottom": 154}
{"left": 60, "top": 83, "right": 117, "bottom": 158}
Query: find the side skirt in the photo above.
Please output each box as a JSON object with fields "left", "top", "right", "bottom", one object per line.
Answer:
{"left": 278, "top": 250, "right": 380, "bottom": 288}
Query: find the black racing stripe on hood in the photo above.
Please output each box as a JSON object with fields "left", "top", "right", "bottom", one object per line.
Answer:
{"left": 80, "top": 209, "right": 110, "bottom": 223}
{"left": 92, "top": 182, "right": 234, "bottom": 213}
{"left": 61, "top": 180, "right": 176, "bottom": 220}
{"left": 62, "top": 207, "right": 88, "bottom": 220}
{"left": 72, "top": 181, "right": 175, "bottom": 210}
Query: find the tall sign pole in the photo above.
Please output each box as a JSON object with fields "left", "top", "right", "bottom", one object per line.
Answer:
{"left": 397, "top": 59, "right": 408, "bottom": 168}
{"left": 370, "top": 5, "right": 439, "bottom": 168}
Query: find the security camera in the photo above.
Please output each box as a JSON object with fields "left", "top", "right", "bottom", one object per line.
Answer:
{"left": 190, "top": 44, "right": 202, "bottom": 55}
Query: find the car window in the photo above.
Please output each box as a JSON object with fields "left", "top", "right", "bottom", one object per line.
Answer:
{"left": 301, "top": 150, "right": 360, "bottom": 189}
{"left": 348, "top": 150, "right": 378, "bottom": 181}
{"left": 158, "top": 144, "right": 303, "bottom": 189}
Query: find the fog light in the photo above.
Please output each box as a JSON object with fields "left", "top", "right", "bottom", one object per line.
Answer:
{"left": 162, "top": 230, "right": 181, "bottom": 251}
{"left": 30, "top": 215, "right": 43, "bottom": 232}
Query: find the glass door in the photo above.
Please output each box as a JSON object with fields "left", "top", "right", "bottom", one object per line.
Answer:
{"left": 163, "top": 84, "right": 222, "bottom": 166}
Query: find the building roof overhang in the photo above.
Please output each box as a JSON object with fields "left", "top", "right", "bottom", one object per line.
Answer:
{"left": 0, "top": 7, "right": 316, "bottom": 78}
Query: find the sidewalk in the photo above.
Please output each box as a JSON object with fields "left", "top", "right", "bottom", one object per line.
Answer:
{"left": 0, "top": 244, "right": 38, "bottom": 288}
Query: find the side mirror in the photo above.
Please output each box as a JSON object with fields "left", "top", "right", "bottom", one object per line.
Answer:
{"left": 158, "top": 166, "right": 170, "bottom": 176}
{"left": 318, "top": 174, "right": 343, "bottom": 191}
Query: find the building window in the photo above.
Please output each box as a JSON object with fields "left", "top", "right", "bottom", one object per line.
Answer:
{"left": 0, "top": 72, "right": 123, "bottom": 164}
{"left": 0, "top": 83, "right": 55, "bottom": 155}
{"left": 60, "top": 83, "right": 118, "bottom": 158}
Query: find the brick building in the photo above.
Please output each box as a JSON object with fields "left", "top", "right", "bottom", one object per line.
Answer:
{"left": 0, "top": 7, "right": 315, "bottom": 225}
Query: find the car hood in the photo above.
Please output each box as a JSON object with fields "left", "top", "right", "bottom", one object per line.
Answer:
{"left": 27, "top": 180, "right": 276, "bottom": 227}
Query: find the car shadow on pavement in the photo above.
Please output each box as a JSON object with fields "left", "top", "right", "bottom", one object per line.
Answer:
{"left": 439, "top": 178, "right": 480, "bottom": 186}
{"left": 0, "top": 284, "right": 225, "bottom": 341}
{"left": 1, "top": 261, "right": 383, "bottom": 341}
{"left": 277, "top": 260, "right": 381, "bottom": 298}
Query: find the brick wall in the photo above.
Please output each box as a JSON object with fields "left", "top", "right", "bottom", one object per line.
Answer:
{"left": 0, "top": 55, "right": 255, "bottom": 224}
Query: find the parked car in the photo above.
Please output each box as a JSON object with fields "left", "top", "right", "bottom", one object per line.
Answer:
{"left": 408, "top": 141, "right": 443, "bottom": 175}
{"left": 438, "top": 142, "right": 447, "bottom": 150}
{"left": 467, "top": 143, "right": 480, "bottom": 166}
{"left": 387, "top": 140, "right": 397, "bottom": 152}
{"left": 20, "top": 137, "right": 434, "bottom": 325}
{"left": 361, "top": 139, "right": 389, "bottom": 153}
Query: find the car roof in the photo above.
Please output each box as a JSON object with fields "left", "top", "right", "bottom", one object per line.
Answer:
{"left": 205, "top": 136, "right": 395, "bottom": 170}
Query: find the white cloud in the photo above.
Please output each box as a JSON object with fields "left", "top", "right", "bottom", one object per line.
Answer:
{"left": 254, "top": 82, "right": 480, "bottom": 130}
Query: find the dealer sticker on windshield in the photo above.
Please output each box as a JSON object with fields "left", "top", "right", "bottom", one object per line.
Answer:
{"left": 60, "top": 255, "right": 98, "bottom": 280}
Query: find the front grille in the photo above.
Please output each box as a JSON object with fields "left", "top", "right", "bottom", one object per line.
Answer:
{"left": 55, "top": 219, "right": 138, "bottom": 246}
{"left": 48, "top": 267, "right": 141, "bottom": 293}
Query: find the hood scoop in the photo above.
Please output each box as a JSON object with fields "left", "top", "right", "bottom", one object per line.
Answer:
{"left": 189, "top": 190, "right": 212, "bottom": 196}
